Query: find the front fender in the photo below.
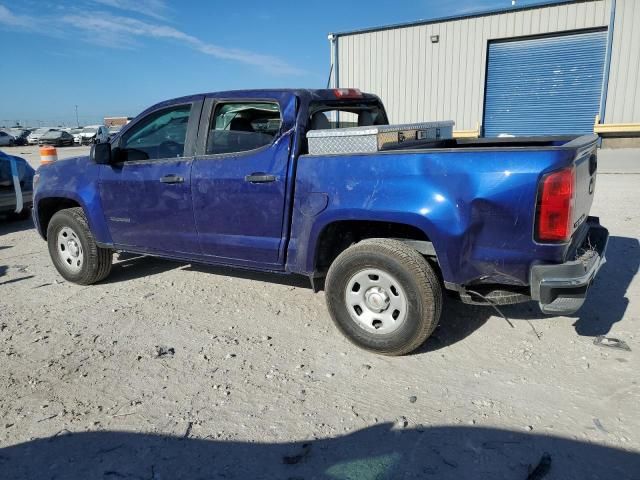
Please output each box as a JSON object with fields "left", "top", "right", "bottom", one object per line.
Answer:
{"left": 34, "top": 157, "right": 112, "bottom": 245}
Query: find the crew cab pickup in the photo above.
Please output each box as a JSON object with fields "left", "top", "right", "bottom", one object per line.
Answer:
{"left": 32, "top": 89, "right": 608, "bottom": 355}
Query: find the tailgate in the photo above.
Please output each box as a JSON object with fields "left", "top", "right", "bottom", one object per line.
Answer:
{"left": 566, "top": 135, "right": 599, "bottom": 238}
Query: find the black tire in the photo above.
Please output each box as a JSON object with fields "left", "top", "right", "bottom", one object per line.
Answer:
{"left": 47, "top": 207, "right": 113, "bottom": 285}
{"left": 325, "top": 239, "right": 442, "bottom": 356}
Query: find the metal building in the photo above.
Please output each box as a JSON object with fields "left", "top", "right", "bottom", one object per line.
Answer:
{"left": 328, "top": 0, "right": 640, "bottom": 138}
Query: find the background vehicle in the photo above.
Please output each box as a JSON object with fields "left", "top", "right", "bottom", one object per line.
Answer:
{"left": 0, "top": 150, "right": 34, "bottom": 220}
{"left": 32, "top": 89, "right": 608, "bottom": 355}
{"left": 6, "top": 128, "right": 30, "bottom": 146}
{"left": 107, "top": 125, "right": 122, "bottom": 141}
{"left": 27, "top": 128, "right": 56, "bottom": 145}
{"left": 0, "top": 131, "right": 14, "bottom": 146}
{"left": 79, "top": 125, "right": 109, "bottom": 145}
{"left": 38, "top": 130, "right": 74, "bottom": 147}
{"left": 70, "top": 127, "right": 84, "bottom": 144}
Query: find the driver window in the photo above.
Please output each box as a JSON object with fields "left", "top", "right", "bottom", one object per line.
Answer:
{"left": 121, "top": 105, "right": 191, "bottom": 162}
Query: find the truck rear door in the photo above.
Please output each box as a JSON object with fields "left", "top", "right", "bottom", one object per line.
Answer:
{"left": 534, "top": 135, "right": 599, "bottom": 246}
{"left": 571, "top": 137, "right": 598, "bottom": 236}
{"left": 191, "top": 93, "right": 297, "bottom": 268}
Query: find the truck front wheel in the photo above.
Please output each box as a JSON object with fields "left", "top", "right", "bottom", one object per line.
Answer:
{"left": 47, "top": 207, "right": 113, "bottom": 285}
{"left": 325, "top": 239, "right": 442, "bottom": 356}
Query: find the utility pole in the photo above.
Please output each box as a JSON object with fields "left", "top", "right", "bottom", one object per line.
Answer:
{"left": 75, "top": 105, "right": 79, "bottom": 127}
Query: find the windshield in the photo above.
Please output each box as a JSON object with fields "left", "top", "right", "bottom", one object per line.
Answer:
{"left": 82, "top": 127, "right": 97, "bottom": 133}
{"left": 32, "top": 128, "right": 50, "bottom": 135}
{"left": 42, "top": 130, "right": 61, "bottom": 139}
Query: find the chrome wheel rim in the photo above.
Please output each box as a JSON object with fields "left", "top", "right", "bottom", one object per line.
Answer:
{"left": 345, "top": 268, "right": 408, "bottom": 334}
{"left": 57, "top": 226, "right": 84, "bottom": 273}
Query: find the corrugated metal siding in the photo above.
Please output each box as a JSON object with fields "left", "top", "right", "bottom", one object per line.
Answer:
{"left": 605, "top": 0, "right": 640, "bottom": 123}
{"left": 484, "top": 30, "right": 608, "bottom": 136}
{"left": 336, "top": 0, "right": 611, "bottom": 129}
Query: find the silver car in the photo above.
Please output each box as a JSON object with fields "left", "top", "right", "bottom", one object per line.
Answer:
{"left": 0, "top": 131, "right": 15, "bottom": 146}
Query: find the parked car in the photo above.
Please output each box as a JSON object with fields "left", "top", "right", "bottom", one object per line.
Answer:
{"left": 0, "top": 150, "right": 34, "bottom": 220}
{"left": 70, "top": 128, "right": 84, "bottom": 144}
{"left": 27, "top": 128, "right": 56, "bottom": 145}
{"left": 79, "top": 125, "right": 109, "bottom": 145}
{"left": 32, "top": 89, "right": 608, "bottom": 355}
{"left": 7, "top": 128, "right": 30, "bottom": 146}
{"left": 107, "top": 125, "right": 122, "bottom": 141}
{"left": 0, "top": 130, "right": 14, "bottom": 146}
{"left": 38, "top": 130, "right": 74, "bottom": 147}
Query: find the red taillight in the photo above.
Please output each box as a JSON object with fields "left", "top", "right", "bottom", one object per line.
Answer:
{"left": 536, "top": 168, "right": 574, "bottom": 242}
{"left": 333, "top": 88, "right": 362, "bottom": 99}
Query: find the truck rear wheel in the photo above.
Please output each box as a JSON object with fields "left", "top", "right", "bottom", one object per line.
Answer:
{"left": 47, "top": 207, "right": 113, "bottom": 285}
{"left": 325, "top": 239, "right": 442, "bottom": 356}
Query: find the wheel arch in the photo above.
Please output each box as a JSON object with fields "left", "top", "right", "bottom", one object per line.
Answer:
{"left": 36, "top": 196, "right": 111, "bottom": 245}
{"left": 307, "top": 215, "right": 441, "bottom": 277}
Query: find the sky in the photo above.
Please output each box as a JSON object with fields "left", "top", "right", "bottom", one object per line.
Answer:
{"left": 0, "top": 0, "right": 565, "bottom": 127}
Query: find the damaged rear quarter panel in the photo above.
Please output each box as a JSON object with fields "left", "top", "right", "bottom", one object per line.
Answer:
{"left": 287, "top": 148, "right": 575, "bottom": 286}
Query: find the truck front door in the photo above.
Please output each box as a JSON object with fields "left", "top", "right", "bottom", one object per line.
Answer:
{"left": 99, "top": 99, "right": 203, "bottom": 254}
{"left": 191, "top": 95, "right": 296, "bottom": 268}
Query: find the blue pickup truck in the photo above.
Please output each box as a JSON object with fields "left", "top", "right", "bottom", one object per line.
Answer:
{"left": 32, "top": 89, "right": 608, "bottom": 355}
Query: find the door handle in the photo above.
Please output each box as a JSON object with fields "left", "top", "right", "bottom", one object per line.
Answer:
{"left": 245, "top": 173, "right": 277, "bottom": 183}
{"left": 160, "top": 174, "right": 184, "bottom": 184}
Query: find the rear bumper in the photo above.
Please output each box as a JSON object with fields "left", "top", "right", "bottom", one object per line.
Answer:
{"left": 530, "top": 217, "right": 609, "bottom": 315}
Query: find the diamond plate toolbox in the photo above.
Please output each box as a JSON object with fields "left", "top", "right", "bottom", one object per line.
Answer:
{"left": 306, "top": 121, "right": 454, "bottom": 155}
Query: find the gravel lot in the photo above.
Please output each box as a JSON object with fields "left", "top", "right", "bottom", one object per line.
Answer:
{"left": 1, "top": 146, "right": 639, "bottom": 479}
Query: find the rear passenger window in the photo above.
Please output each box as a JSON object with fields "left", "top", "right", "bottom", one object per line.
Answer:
{"left": 206, "top": 102, "right": 281, "bottom": 155}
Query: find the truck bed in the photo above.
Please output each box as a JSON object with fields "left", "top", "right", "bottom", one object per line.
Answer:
{"left": 379, "top": 135, "right": 582, "bottom": 152}
{"left": 290, "top": 134, "right": 599, "bottom": 290}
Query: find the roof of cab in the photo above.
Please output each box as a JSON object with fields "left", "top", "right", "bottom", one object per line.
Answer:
{"left": 131, "top": 89, "right": 382, "bottom": 128}
{"left": 147, "top": 89, "right": 380, "bottom": 110}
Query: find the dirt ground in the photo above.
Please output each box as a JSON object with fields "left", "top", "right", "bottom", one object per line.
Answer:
{"left": 0, "top": 146, "right": 639, "bottom": 479}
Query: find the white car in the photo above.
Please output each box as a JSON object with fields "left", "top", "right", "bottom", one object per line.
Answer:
{"left": 79, "top": 125, "right": 110, "bottom": 145}
{"left": 27, "top": 128, "right": 56, "bottom": 145}
{"left": 70, "top": 128, "right": 84, "bottom": 144}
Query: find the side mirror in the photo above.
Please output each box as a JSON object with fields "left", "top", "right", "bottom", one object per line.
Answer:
{"left": 91, "top": 142, "right": 111, "bottom": 165}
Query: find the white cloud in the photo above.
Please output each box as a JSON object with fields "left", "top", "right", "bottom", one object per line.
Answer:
{"left": 0, "top": 4, "right": 35, "bottom": 28}
{"left": 0, "top": 3, "right": 304, "bottom": 76}
{"left": 61, "top": 12, "right": 305, "bottom": 75}
{"left": 92, "top": 0, "right": 169, "bottom": 21}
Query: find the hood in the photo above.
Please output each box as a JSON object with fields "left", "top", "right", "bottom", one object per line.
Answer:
{"left": 37, "top": 154, "right": 92, "bottom": 174}
{"left": 34, "top": 154, "right": 98, "bottom": 198}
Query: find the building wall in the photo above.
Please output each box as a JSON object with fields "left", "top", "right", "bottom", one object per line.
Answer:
{"left": 334, "top": 0, "right": 633, "bottom": 131}
{"left": 606, "top": 0, "right": 640, "bottom": 124}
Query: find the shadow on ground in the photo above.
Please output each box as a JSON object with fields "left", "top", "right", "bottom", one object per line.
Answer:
{"left": 98, "top": 237, "right": 638, "bottom": 352}
{"left": 101, "top": 254, "right": 186, "bottom": 284}
{"left": 423, "top": 236, "right": 639, "bottom": 351}
{"left": 0, "top": 215, "right": 33, "bottom": 235}
{"left": 0, "top": 423, "right": 637, "bottom": 479}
